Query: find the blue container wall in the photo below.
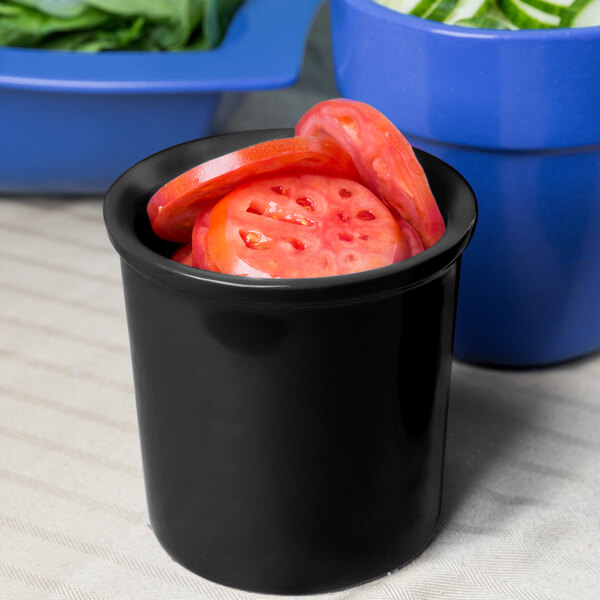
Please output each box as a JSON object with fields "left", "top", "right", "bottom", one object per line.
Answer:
{"left": 330, "top": 1, "right": 600, "bottom": 151}
{"left": 0, "top": 89, "right": 220, "bottom": 195}
{"left": 409, "top": 138, "right": 600, "bottom": 365}
{"left": 330, "top": 0, "right": 600, "bottom": 366}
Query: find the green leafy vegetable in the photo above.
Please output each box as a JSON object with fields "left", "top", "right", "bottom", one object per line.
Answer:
{"left": 11, "top": 1, "right": 89, "bottom": 19}
{"left": 0, "top": 0, "right": 245, "bottom": 51}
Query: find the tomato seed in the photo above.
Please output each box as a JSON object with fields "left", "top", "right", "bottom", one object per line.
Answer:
{"left": 357, "top": 210, "right": 376, "bottom": 221}
{"left": 337, "top": 213, "right": 349, "bottom": 222}
{"left": 271, "top": 186, "right": 289, "bottom": 196}
{"left": 296, "top": 197, "right": 314, "bottom": 210}
{"left": 338, "top": 232, "right": 353, "bottom": 242}
{"left": 259, "top": 201, "right": 316, "bottom": 226}
{"left": 240, "top": 229, "right": 271, "bottom": 250}
{"left": 338, "top": 188, "right": 352, "bottom": 198}
{"left": 287, "top": 238, "right": 307, "bottom": 251}
{"left": 359, "top": 234, "right": 370, "bottom": 241}
{"left": 345, "top": 254, "right": 356, "bottom": 262}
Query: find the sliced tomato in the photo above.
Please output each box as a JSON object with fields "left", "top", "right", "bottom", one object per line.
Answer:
{"left": 295, "top": 99, "right": 445, "bottom": 249}
{"left": 170, "top": 243, "right": 194, "bottom": 266}
{"left": 191, "top": 201, "right": 216, "bottom": 270}
{"left": 205, "top": 174, "right": 414, "bottom": 279}
{"left": 397, "top": 216, "right": 425, "bottom": 256}
{"left": 148, "top": 136, "right": 360, "bottom": 243}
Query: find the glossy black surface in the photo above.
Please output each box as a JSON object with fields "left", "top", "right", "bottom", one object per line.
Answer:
{"left": 104, "top": 130, "right": 477, "bottom": 594}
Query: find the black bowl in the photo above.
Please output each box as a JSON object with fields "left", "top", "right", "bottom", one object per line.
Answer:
{"left": 104, "top": 129, "right": 477, "bottom": 595}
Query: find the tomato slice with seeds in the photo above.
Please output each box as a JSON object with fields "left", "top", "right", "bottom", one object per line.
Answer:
{"left": 295, "top": 99, "right": 445, "bottom": 249}
{"left": 147, "top": 136, "right": 360, "bottom": 243}
{"left": 206, "top": 174, "right": 412, "bottom": 279}
{"left": 170, "top": 243, "right": 194, "bottom": 266}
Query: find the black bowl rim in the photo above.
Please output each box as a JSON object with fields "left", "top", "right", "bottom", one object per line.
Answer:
{"left": 104, "top": 129, "right": 477, "bottom": 306}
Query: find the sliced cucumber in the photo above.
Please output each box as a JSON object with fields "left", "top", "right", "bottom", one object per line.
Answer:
{"left": 572, "top": 0, "right": 600, "bottom": 24}
{"left": 444, "top": 0, "right": 493, "bottom": 24}
{"left": 372, "top": 0, "right": 597, "bottom": 27}
{"left": 561, "top": 0, "right": 600, "bottom": 25}
{"left": 410, "top": 0, "right": 439, "bottom": 16}
{"left": 425, "top": 0, "right": 460, "bottom": 20}
{"left": 454, "top": 14, "right": 512, "bottom": 25}
{"left": 519, "top": 0, "right": 575, "bottom": 16}
{"left": 499, "top": 0, "right": 561, "bottom": 26}
{"left": 486, "top": 4, "right": 522, "bottom": 25}
{"left": 373, "top": 0, "right": 426, "bottom": 15}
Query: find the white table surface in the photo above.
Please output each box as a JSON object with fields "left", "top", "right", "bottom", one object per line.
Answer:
{"left": 1, "top": 5, "right": 599, "bottom": 599}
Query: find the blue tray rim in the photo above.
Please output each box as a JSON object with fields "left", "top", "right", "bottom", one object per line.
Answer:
{"left": 0, "top": 0, "right": 324, "bottom": 93}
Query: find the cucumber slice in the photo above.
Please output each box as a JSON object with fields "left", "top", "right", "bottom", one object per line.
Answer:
{"left": 444, "top": 0, "right": 493, "bottom": 24}
{"left": 486, "top": 4, "right": 522, "bottom": 25}
{"left": 410, "top": 0, "right": 439, "bottom": 16}
{"left": 573, "top": 0, "right": 600, "bottom": 24}
{"left": 454, "top": 14, "right": 512, "bottom": 25}
{"left": 425, "top": 0, "right": 460, "bottom": 20}
{"left": 519, "top": 0, "right": 575, "bottom": 16}
{"left": 373, "top": 0, "right": 598, "bottom": 27}
{"left": 561, "top": 0, "right": 600, "bottom": 25}
{"left": 499, "top": 0, "right": 561, "bottom": 26}
{"left": 372, "top": 0, "right": 426, "bottom": 14}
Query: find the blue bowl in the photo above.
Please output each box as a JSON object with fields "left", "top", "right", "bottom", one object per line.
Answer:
{"left": 0, "top": 0, "right": 323, "bottom": 196}
{"left": 330, "top": 0, "right": 600, "bottom": 367}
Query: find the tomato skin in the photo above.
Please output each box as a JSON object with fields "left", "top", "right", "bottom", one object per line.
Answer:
{"left": 295, "top": 99, "right": 445, "bottom": 249}
{"left": 191, "top": 201, "right": 216, "bottom": 270}
{"left": 397, "top": 216, "right": 425, "bottom": 256}
{"left": 148, "top": 136, "right": 360, "bottom": 243}
{"left": 170, "top": 243, "right": 194, "bottom": 266}
{"left": 206, "top": 174, "right": 411, "bottom": 279}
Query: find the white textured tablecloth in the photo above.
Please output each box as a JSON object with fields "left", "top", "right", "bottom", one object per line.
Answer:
{"left": 1, "top": 5, "right": 599, "bottom": 598}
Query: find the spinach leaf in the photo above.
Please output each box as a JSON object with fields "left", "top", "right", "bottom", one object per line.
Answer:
{"left": 0, "top": 0, "right": 244, "bottom": 51}
{"left": 0, "top": 2, "right": 109, "bottom": 47}
{"left": 10, "top": 1, "right": 88, "bottom": 19}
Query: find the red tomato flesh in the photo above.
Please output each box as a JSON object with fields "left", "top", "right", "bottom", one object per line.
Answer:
{"left": 205, "top": 174, "right": 414, "bottom": 279}
{"left": 148, "top": 136, "right": 360, "bottom": 243}
{"left": 191, "top": 201, "right": 216, "bottom": 270}
{"left": 295, "top": 99, "right": 445, "bottom": 249}
{"left": 170, "top": 243, "right": 194, "bottom": 266}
